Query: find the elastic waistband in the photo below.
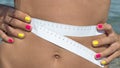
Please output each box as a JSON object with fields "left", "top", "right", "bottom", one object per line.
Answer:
{"left": 31, "top": 18, "right": 104, "bottom": 37}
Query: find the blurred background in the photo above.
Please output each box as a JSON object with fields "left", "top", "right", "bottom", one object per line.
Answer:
{"left": 0, "top": 0, "right": 120, "bottom": 68}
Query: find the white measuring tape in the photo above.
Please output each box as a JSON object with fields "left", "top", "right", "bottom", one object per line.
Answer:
{"left": 31, "top": 18, "right": 105, "bottom": 67}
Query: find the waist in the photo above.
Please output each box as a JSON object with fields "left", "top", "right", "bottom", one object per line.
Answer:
{"left": 0, "top": 18, "right": 108, "bottom": 68}
{"left": 31, "top": 18, "right": 105, "bottom": 37}
{"left": 15, "top": 0, "right": 109, "bottom": 25}
{"left": 30, "top": 18, "right": 107, "bottom": 53}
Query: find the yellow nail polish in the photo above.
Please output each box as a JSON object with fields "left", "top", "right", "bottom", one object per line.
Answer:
{"left": 25, "top": 16, "right": 31, "bottom": 22}
{"left": 18, "top": 33, "right": 24, "bottom": 38}
{"left": 92, "top": 40, "right": 99, "bottom": 47}
{"left": 101, "top": 60, "right": 107, "bottom": 65}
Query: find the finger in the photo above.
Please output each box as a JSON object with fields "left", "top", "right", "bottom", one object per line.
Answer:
{"left": 95, "top": 42, "right": 120, "bottom": 59}
{"left": 92, "top": 36, "right": 116, "bottom": 47}
{"left": 0, "top": 23, "right": 7, "bottom": 32}
{"left": 4, "top": 16, "right": 32, "bottom": 31}
{"left": 8, "top": 9, "right": 31, "bottom": 23}
{"left": 100, "top": 50, "right": 120, "bottom": 65}
{"left": 97, "top": 23, "right": 114, "bottom": 34}
{"left": 0, "top": 30, "right": 14, "bottom": 43}
{"left": 4, "top": 24, "right": 25, "bottom": 39}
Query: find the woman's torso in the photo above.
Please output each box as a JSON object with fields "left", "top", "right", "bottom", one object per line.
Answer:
{"left": 0, "top": 0, "right": 110, "bottom": 68}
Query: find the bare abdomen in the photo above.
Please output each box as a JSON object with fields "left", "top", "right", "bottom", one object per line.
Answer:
{"left": 0, "top": 0, "right": 110, "bottom": 68}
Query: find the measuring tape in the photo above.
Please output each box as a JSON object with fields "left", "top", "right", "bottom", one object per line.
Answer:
{"left": 31, "top": 18, "right": 104, "bottom": 67}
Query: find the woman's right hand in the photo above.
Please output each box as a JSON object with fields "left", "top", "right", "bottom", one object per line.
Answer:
{"left": 0, "top": 4, "right": 32, "bottom": 43}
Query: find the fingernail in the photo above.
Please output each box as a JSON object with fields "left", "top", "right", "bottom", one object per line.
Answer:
{"left": 101, "top": 60, "right": 107, "bottom": 65}
{"left": 25, "top": 16, "right": 31, "bottom": 22}
{"left": 97, "top": 24, "right": 103, "bottom": 29}
{"left": 92, "top": 40, "right": 99, "bottom": 47}
{"left": 25, "top": 24, "right": 32, "bottom": 30}
{"left": 18, "top": 33, "right": 25, "bottom": 38}
{"left": 8, "top": 38, "right": 14, "bottom": 43}
{"left": 95, "top": 53, "right": 101, "bottom": 59}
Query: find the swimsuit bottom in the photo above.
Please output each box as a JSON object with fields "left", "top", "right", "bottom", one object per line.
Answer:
{"left": 31, "top": 18, "right": 105, "bottom": 68}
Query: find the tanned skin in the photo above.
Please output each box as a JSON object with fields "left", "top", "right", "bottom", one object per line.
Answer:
{"left": 0, "top": 0, "right": 110, "bottom": 68}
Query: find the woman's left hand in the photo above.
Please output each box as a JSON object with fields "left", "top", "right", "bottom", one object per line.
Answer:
{"left": 92, "top": 23, "right": 120, "bottom": 65}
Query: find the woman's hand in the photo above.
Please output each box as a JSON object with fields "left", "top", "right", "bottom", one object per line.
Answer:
{"left": 0, "top": 4, "right": 32, "bottom": 43}
{"left": 92, "top": 23, "right": 120, "bottom": 65}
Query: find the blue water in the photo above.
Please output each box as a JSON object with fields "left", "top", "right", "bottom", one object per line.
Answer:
{"left": 0, "top": 0, "right": 14, "bottom": 6}
{"left": 108, "top": 0, "right": 120, "bottom": 34}
{"left": 0, "top": 0, "right": 120, "bottom": 34}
